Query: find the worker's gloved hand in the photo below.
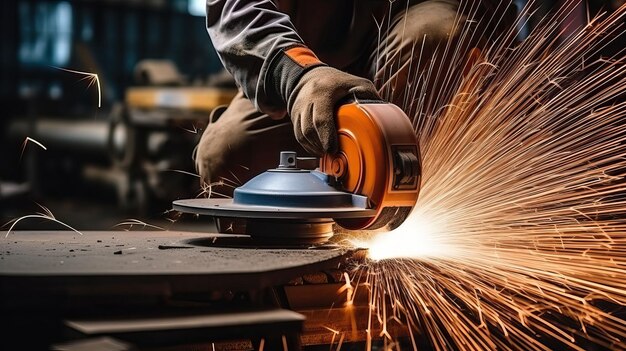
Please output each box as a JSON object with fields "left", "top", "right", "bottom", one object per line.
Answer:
{"left": 287, "top": 66, "right": 381, "bottom": 155}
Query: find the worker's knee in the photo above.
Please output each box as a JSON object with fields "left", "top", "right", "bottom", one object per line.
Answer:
{"left": 195, "top": 93, "right": 258, "bottom": 186}
{"left": 387, "top": 0, "right": 463, "bottom": 55}
{"left": 406, "top": 0, "right": 462, "bottom": 46}
{"left": 194, "top": 92, "right": 303, "bottom": 193}
{"left": 373, "top": 0, "right": 465, "bottom": 85}
{"left": 372, "top": 0, "right": 476, "bottom": 115}
{"left": 195, "top": 116, "right": 241, "bottom": 187}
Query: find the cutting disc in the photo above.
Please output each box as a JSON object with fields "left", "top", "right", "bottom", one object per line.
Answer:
{"left": 173, "top": 151, "right": 377, "bottom": 243}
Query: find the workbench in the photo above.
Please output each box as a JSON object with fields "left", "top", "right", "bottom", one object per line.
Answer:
{"left": 0, "top": 230, "right": 368, "bottom": 350}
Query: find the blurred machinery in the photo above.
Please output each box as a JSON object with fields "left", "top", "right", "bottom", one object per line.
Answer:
{"left": 6, "top": 59, "right": 236, "bottom": 214}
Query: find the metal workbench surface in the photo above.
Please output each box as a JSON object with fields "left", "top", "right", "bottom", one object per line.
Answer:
{"left": 0, "top": 231, "right": 357, "bottom": 294}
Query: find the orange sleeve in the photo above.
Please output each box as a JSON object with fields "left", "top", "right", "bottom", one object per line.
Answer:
{"left": 284, "top": 47, "right": 323, "bottom": 68}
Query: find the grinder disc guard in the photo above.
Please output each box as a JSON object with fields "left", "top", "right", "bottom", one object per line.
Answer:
{"left": 173, "top": 151, "right": 376, "bottom": 244}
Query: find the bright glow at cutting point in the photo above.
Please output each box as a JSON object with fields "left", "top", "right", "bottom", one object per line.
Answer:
{"left": 366, "top": 209, "right": 454, "bottom": 261}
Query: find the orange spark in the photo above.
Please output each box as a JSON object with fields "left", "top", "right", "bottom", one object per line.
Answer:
{"left": 338, "top": 0, "right": 626, "bottom": 349}
{"left": 54, "top": 66, "right": 102, "bottom": 108}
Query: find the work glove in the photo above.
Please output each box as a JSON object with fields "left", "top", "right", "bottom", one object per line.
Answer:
{"left": 287, "top": 66, "right": 381, "bottom": 155}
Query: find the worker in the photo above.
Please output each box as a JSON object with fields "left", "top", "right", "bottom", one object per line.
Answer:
{"left": 195, "top": 0, "right": 516, "bottom": 192}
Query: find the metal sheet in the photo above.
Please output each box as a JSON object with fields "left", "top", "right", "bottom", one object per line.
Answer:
{"left": 66, "top": 309, "right": 304, "bottom": 350}
{"left": 173, "top": 198, "right": 376, "bottom": 219}
{"left": 66, "top": 309, "right": 304, "bottom": 334}
{"left": 0, "top": 231, "right": 357, "bottom": 293}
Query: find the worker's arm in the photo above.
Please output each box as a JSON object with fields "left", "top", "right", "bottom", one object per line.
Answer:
{"left": 205, "top": 0, "right": 380, "bottom": 154}
{"left": 206, "top": 0, "right": 320, "bottom": 118}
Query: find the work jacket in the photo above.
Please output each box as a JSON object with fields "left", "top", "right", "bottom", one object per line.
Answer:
{"left": 206, "top": 0, "right": 515, "bottom": 118}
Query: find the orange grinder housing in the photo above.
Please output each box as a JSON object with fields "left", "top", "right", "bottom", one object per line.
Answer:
{"left": 321, "top": 102, "right": 421, "bottom": 231}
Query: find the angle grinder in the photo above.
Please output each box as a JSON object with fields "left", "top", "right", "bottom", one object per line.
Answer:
{"left": 173, "top": 101, "right": 421, "bottom": 244}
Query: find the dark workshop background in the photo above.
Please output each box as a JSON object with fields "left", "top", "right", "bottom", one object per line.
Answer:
{"left": 0, "top": 0, "right": 623, "bottom": 231}
{"left": 0, "top": 0, "right": 234, "bottom": 230}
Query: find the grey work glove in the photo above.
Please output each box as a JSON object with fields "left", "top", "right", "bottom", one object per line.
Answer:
{"left": 287, "top": 66, "right": 381, "bottom": 155}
